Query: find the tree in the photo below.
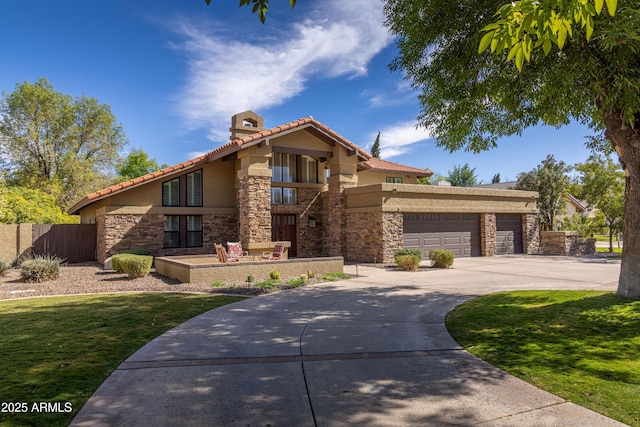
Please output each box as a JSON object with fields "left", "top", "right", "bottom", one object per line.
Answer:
{"left": 0, "top": 186, "right": 78, "bottom": 224}
{"left": 0, "top": 78, "right": 127, "bottom": 208}
{"left": 384, "top": 0, "right": 640, "bottom": 298}
{"left": 205, "top": 0, "right": 296, "bottom": 23}
{"left": 515, "top": 155, "right": 571, "bottom": 231}
{"left": 491, "top": 173, "right": 501, "bottom": 184}
{"left": 447, "top": 163, "right": 479, "bottom": 187}
{"left": 370, "top": 132, "right": 381, "bottom": 158}
{"left": 117, "top": 148, "right": 164, "bottom": 182}
{"left": 574, "top": 154, "right": 624, "bottom": 252}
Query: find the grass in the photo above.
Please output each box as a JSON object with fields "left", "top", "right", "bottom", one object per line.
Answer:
{"left": 596, "top": 247, "right": 623, "bottom": 254}
{"left": 320, "top": 272, "right": 351, "bottom": 281}
{"left": 0, "top": 293, "right": 245, "bottom": 427}
{"left": 446, "top": 290, "right": 640, "bottom": 426}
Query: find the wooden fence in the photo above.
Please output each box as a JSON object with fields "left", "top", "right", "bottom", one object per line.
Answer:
{"left": 0, "top": 224, "right": 97, "bottom": 263}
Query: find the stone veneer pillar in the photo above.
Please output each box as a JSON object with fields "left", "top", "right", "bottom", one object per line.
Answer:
{"left": 325, "top": 180, "right": 353, "bottom": 257}
{"left": 480, "top": 213, "right": 497, "bottom": 256}
{"left": 523, "top": 213, "right": 540, "bottom": 254}
{"left": 238, "top": 174, "right": 272, "bottom": 244}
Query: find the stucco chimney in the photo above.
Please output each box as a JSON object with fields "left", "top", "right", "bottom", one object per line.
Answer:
{"left": 230, "top": 111, "right": 265, "bottom": 140}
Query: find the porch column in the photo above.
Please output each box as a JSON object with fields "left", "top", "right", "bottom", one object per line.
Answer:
{"left": 480, "top": 213, "right": 497, "bottom": 256}
{"left": 324, "top": 147, "right": 358, "bottom": 257}
{"left": 237, "top": 146, "right": 272, "bottom": 245}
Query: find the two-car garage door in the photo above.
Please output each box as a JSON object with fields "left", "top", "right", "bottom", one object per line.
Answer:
{"left": 403, "top": 214, "right": 481, "bottom": 258}
{"left": 403, "top": 213, "right": 524, "bottom": 257}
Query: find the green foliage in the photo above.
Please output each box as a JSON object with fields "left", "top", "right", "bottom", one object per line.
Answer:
{"left": 0, "top": 78, "right": 127, "bottom": 208}
{"left": 307, "top": 270, "right": 315, "bottom": 279}
{"left": 205, "top": 0, "right": 296, "bottom": 23}
{"left": 256, "top": 279, "right": 278, "bottom": 290}
{"left": 320, "top": 272, "right": 351, "bottom": 282}
{"left": 515, "top": 155, "right": 572, "bottom": 231}
{"left": 211, "top": 280, "right": 225, "bottom": 287}
{"left": 394, "top": 249, "right": 423, "bottom": 260}
{"left": 0, "top": 293, "right": 244, "bottom": 427}
{"left": 117, "top": 147, "right": 162, "bottom": 182}
{"left": 111, "top": 254, "right": 153, "bottom": 278}
{"left": 447, "top": 163, "right": 480, "bottom": 187}
{"left": 0, "top": 185, "right": 79, "bottom": 224}
{"left": 286, "top": 277, "right": 306, "bottom": 287}
{"left": 19, "top": 254, "right": 63, "bottom": 282}
{"left": 247, "top": 274, "right": 255, "bottom": 283}
{"left": 561, "top": 213, "right": 602, "bottom": 238}
{"left": 491, "top": 173, "right": 501, "bottom": 184}
{"left": 0, "top": 260, "right": 9, "bottom": 277}
{"left": 479, "top": 0, "right": 618, "bottom": 70}
{"left": 395, "top": 254, "right": 421, "bottom": 271}
{"left": 269, "top": 270, "right": 281, "bottom": 280}
{"left": 122, "top": 248, "right": 152, "bottom": 256}
{"left": 371, "top": 131, "right": 381, "bottom": 158}
{"left": 446, "top": 290, "right": 640, "bottom": 426}
{"left": 428, "top": 250, "right": 454, "bottom": 268}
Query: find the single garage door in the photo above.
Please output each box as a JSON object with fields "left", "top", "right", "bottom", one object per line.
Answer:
{"left": 496, "top": 214, "right": 523, "bottom": 255}
{"left": 403, "top": 213, "right": 481, "bottom": 258}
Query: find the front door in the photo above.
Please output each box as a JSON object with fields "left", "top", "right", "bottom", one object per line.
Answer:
{"left": 272, "top": 214, "right": 297, "bottom": 257}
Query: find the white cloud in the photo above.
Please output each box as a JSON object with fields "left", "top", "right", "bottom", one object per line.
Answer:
{"left": 371, "top": 121, "right": 434, "bottom": 158}
{"left": 170, "top": 0, "right": 393, "bottom": 142}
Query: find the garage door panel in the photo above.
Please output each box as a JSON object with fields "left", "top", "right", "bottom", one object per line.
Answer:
{"left": 403, "top": 214, "right": 480, "bottom": 258}
{"left": 496, "top": 215, "right": 523, "bottom": 255}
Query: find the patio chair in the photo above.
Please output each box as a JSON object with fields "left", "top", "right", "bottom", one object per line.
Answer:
{"left": 215, "top": 243, "right": 239, "bottom": 263}
{"left": 227, "top": 242, "right": 249, "bottom": 260}
{"left": 261, "top": 242, "right": 286, "bottom": 261}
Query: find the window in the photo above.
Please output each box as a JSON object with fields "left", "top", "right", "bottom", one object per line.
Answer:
{"left": 300, "top": 155, "right": 317, "bottom": 183}
{"left": 164, "top": 215, "right": 180, "bottom": 248}
{"left": 423, "top": 214, "right": 440, "bottom": 221}
{"left": 271, "top": 187, "right": 297, "bottom": 205}
{"left": 186, "top": 215, "right": 203, "bottom": 247}
{"left": 386, "top": 177, "right": 403, "bottom": 183}
{"left": 186, "top": 170, "right": 202, "bottom": 207}
{"left": 403, "top": 214, "right": 419, "bottom": 221}
{"left": 162, "top": 178, "right": 179, "bottom": 206}
{"left": 270, "top": 152, "right": 297, "bottom": 182}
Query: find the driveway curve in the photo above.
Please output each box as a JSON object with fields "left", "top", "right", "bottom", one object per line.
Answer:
{"left": 71, "top": 255, "right": 626, "bottom": 426}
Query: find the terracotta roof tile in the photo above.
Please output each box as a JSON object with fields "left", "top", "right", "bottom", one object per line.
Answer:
{"left": 360, "top": 158, "right": 432, "bottom": 176}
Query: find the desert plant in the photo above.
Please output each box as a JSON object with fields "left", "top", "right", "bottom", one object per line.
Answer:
{"left": 269, "top": 270, "right": 281, "bottom": 280}
{"left": 112, "top": 254, "right": 153, "bottom": 278}
{"left": 428, "top": 250, "right": 454, "bottom": 268}
{"left": 395, "top": 254, "right": 421, "bottom": 271}
{"left": 307, "top": 270, "right": 315, "bottom": 279}
{"left": 0, "top": 260, "right": 9, "bottom": 277}
{"left": 211, "top": 280, "right": 225, "bottom": 287}
{"left": 256, "top": 279, "right": 278, "bottom": 290}
{"left": 247, "top": 275, "right": 255, "bottom": 284}
{"left": 286, "top": 277, "right": 306, "bottom": 287}
{"left": 20, "top": 255, "right": 63, "bottom": 282}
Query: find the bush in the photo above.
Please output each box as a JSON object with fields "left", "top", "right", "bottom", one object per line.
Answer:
{"left": 112, "top": 254, "right": 153, "bottom": 278}
{"left": 286, "top": 277, "right": 306, "bottom": 287}
{"left": 0, "top": 260, "right": 9, "bottom": 277}
{"left": 247, "top": 275, "right": 255, "bottom": 283}
{"left": 269, "top": 270, "right": 280, "bottom": 280}
{"left": 395, "top": 254, "right": 421, "bottom": 271}
{"left": 307, "top": 270, "right": 315, "bottom": 279}
{"left": 20, "top": 255, "right": 62, "bottom": 282}
{"left": 394, "top": 249, "right": 423, "bottom": 261}
{"left": 256, "top": 279, "right": 278, "bottom": 290}
{"left": 122, "top": 248, "right": 151, "bottom": 256}
{"left": 428, "top": 250, "right": 454, "bottom": 268}
{"left": 211, "top": 280, "right": 225, "bottom": 287}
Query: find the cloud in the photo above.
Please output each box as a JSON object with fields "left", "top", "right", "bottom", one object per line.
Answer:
{"left": 170, "top": 0, "right": 393, "bottom": 142}
{"left": 371, "top": 121, "right": 434, "bottom": 158}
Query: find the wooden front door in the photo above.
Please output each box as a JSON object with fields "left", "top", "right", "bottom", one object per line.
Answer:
{"left": 272, "top": 214, "right": 297, "bottom": 257}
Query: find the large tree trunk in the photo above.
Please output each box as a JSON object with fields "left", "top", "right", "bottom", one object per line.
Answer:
{"left": 605, "top": 114, "right": 640, "bottom": 299}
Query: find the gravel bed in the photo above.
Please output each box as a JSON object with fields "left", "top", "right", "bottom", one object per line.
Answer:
{"left": 0, "top": 262, "right": 336, "bottom": 301}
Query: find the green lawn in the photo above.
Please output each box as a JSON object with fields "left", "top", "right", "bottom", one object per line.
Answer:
{"left": 596, "top": 247, "right": 623, "bottom": 254}
{"left": 0, "top": 293, "right": 245, "bottom": 427}
{"left": 446, "top": 291, "right": 640, "bottom": 426}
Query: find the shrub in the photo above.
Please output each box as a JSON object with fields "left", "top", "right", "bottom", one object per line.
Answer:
{"left": 20, "top": 255, "right": 62, "bottom": 282}
{"left": 211, "top": 280, "right": 225, "bottom": 287}
{"left": 247, "top": 275, "right": 255, "bottom": 284}
{"left": 0, "top": 260, "right": 9, "bottom": 277}
{"left": 394, "top": 249, "right": 423, "bottom": 262}
{"left": 428, "top": 250, "right": 454, "bottom": 268}
{"left": 307, "top": 270, "right": 315, "bottom": 279}
{"left": 286, "top": 277, "right": 306, "bottom": 287}
{"left": 112, "top": 254, "right": 153, "bottom": 278}
{"left": 395, "top": 254, "right": 421, "bottom": 271}
{"left": 122, "top": 248, "right": 151, "bottom": 256}
{"left": 269, "top": 270, "right": 281, "bottom": 280}
{"left": 256, "top": 279, "right": 278, "bottom": 290}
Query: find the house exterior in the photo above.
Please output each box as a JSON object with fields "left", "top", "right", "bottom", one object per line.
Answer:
{"left": 68, "top": 111, "right": 539, "bottom": 264}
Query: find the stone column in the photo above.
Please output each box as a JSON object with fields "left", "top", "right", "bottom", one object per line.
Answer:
{"left": 237, "top": 145, "right": 272, "bottom": 245}
{"left": 324, "top": 147, "right": 358, "bottom": 257}
{"left": 480, "top": 213, "right": 497, "bottom": 256}
{"left": 523, "top": 213, "right": 540, "bottom": 254}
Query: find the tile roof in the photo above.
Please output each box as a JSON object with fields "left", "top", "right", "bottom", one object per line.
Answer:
{"left": 67, "top": 115, "right": 428, "bottom": 214}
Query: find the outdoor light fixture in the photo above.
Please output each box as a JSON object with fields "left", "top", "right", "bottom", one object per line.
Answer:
{"left": 309, "top": 216, "right": 317, "bottom": 228}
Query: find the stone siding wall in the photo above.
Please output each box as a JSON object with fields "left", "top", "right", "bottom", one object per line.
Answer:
{"left": 325, "top": 182, "right": 355, "bottom": 257}
{"left": 345, "top": 211, "right": 402, "bottom": 263}
{"left": 99, "top": 213, "right": 238, "bottom": 263}
{"left": 523, "top": 213, "right": 540, "bottom": 254}
{"left": 541, "top": 231, "right": 595, "bottom": 255}
{"left": 238, "top": 175, "right": 271, "bottom": 244}
{"left": 481, "top": 213, "right": 497, "bottom": 256}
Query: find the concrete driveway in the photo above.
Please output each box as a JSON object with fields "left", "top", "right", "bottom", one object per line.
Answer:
{"left": 71, "top": 255, "right": 626, "bottom": 426}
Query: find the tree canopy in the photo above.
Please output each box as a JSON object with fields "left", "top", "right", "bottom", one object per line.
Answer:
{"left": 447, "top": 163, "right": 480, "bottom": 187}
{"left": 0, "top": 78, "right": 127, "bottom": 208}
{"left": 370, "top": 132, "right": 381, "bottom": 158}
{"left": 117, "top": 148, "right": 165, "bottom": 182}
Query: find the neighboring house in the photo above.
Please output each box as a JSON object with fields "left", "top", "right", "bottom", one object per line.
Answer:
{"left": 68, "top": 111, "right": 539, "bottom": 264}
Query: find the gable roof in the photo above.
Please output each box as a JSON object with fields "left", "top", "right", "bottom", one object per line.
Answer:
{"left": 359, "top": 157, "right": 432, "bottom": 177}
{"left": 67, "top": 116, "right": 428, "bottom": 214}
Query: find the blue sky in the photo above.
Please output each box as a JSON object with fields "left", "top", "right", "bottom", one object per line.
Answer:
{"left": 0, "top": 0, "right": 596, "bottom": 183}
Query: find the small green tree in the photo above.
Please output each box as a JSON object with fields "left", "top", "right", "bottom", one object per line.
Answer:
{"left": 0, "top": 186, "right": 79, "bottom": 224}
{"left": 574, "top": 154, "right": 624, "bottom": 252}
{"left": 117, "top": 148, "right": 164, "bottom": 182}
{"left": 447, "top": 163, "right": 479, "bottom": 187}
{"left": 491, "top": 173, "right": 501, "bottom": 184}
{"left": 370, "top": 132, "right": 381, "bottom": 158}
{"left": 515, "top": 155, "right": 572, "bottom": 231}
